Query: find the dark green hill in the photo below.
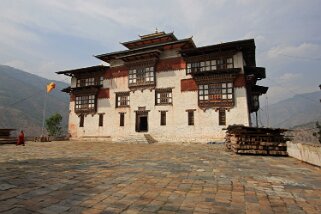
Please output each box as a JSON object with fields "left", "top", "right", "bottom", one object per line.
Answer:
{"left": 0, "top": 65, "right": 69, "bottom": 136}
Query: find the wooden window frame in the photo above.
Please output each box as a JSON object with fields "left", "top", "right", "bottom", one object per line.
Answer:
{"left": 187, "top": 110, "right": 195, "bottom": 126}
{"left": 186, "top": 57, "right": 233, "bottom": 74}
{"left": 129, "top": 67, "right": 155, "bottom": 86}
{"left": 79, "top": 114, "right": 84, "bottom": 127}
{"left": 75, "top": 95, "right": 96, "bottom": 112}
{"left": 116, "top": 93, "right": 130, "bottom": 108}
{"left": 219, "top": 109, "right": 226, "bottom": 126}
{"left": 155, "top": 89, "right": 172, "bottom": 105}
{"left": 76, "top": 77, "right": 96, "bottom": 87}
{"left": 160, "top": 111, "right": 166, "bottom": 126}
{"left": 98, "top": 114, "right": 104, "bottom": 127}
{"left": 99, "top": 76, "right": 104, "bottom": 86}
{"left": 198, "top": 82, "right": 233, "bottom": 104}
{"left": 120, "top": 112, "right": 125, "bottom": 127}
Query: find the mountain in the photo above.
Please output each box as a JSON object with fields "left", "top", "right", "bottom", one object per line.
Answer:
{"left": 0, "top": 65, "right": 69, "bottom": 136}
{"left": 263, "top": 90, "right": 321, "bottom": 128}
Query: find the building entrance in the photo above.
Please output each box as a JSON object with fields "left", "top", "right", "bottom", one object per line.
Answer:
{"left": 136, "top": 112, "right": 148, "bottom": 132}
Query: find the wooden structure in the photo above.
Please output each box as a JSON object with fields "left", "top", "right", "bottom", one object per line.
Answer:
{"left": 225, "top": 125, "right": 288, "bottom": 156}
{"left": 0, "top": 129, "right": 16, "bottom": 144}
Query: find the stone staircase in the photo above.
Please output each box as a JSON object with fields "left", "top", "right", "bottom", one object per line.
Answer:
{"left": 144, "top": 134, "right": 158, "bottom": 144}
{"left": 113, "top": 134, "right": 149, "bottom": 144}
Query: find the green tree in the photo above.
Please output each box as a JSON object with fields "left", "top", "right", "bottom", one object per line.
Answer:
{"left": 45, "top": 113, "right": 63, "bottom": 136}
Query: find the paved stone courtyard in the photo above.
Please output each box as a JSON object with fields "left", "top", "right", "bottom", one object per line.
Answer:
{"left": 0, "top": 141, "right": 320, "bottom": 214}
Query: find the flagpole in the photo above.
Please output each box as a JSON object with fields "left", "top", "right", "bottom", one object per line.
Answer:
{"left": 41, "top": 86, "right": 48, "bottom": 136}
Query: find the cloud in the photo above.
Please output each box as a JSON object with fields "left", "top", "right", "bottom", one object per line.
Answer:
{"left": 279, "top": 73, "right": 301, "bottom": 82}
{"left": 0, "top": 0, "right": 320, "bottom": 104}
{"left": 267, "top": 43, "right": 321, "bottom": 59}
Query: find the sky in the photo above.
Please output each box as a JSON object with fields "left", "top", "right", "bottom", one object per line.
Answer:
{"left": 0, "top": 0, "right": 320, "bottom": 104}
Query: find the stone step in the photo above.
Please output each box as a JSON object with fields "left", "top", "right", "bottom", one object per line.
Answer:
{"left": 113, "top": 134, "right": 149, "bottom": 144}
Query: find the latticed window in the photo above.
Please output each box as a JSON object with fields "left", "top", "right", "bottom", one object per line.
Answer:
{"left": 75, "top": 95, "right": 95, "bottom": 111}
{"left": 198, "top": 85, "right": 209, "bottom": 101}
{"left": 217, "top": 58, "right": 233, "bottom": 69}
{"left": 156, "top": 89, "right": 172, "bottom": 105}
{"left": 116, "top": 93, "right": 130, "bottom": 107}
{"left": 186, "top": 57, "right": 233, "bottom": 74}
{"left": 198, "top": 83, "right": 233, "bottom": 103}
{"left": 76, "top": 77, "right": 95, "bottom": 87}
{"left": 129, "top": 69, "right": 137, "bottom": 84}
{"left": 129, "top": 67, "right": 154, "bottom": 85}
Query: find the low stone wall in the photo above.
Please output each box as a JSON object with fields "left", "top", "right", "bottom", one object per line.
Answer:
{"left": 287, "top": 141, "right": 321, "bottom": 167}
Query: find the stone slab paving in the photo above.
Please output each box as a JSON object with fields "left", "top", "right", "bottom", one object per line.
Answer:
{"left": 0, "top": 141, "right": 320, "bottom": 214}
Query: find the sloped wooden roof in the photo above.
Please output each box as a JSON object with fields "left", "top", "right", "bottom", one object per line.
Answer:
{"left": 56, "top": 65, "right": 108, "bottom": 76}
{"left": 121, "top": 32, "right": 178, "bottom": 49}
{"left": 181, "top": 39, "right": 256, "bottom": 66}
{"left": 95, "top": 38, "right": 195, "bottom": 63}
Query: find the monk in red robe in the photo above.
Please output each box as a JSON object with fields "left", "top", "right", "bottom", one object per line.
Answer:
{"left": 16, "top": 130, "right": 25, "bottom": 146}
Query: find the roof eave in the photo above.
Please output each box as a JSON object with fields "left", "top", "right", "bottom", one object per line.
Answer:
{"left": 56, "top": 65, "right": 109, "bottom": 76}
{"left": 95, "top": 38, "right": 195, "bottom": 62}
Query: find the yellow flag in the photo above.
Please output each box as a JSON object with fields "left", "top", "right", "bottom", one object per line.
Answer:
{"left": 47, "top": 82, "right": 56, "bottom": 93}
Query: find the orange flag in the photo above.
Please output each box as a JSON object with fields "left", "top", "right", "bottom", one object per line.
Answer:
{"left": 47, "top": 82, "right": 56, "bottom": 93}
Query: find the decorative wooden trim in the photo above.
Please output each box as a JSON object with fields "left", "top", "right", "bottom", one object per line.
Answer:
{"left": 184, "top": 51, "right": 236, "bottom": 63}
{"left": 156, "top": 57, "right": 186, "bottom": 72}
{"left": 185, "top": 109, "right": 196, "bottom": 112}
{"left": 115, "top": 91, "right": 130, "bottom": 96}
{"left": 106, "top": 57, "right": 186, "bottom": 79}
{"left": 155, "top": 87, "right": 173, "bottom": 92}
{"left": 125, "top": 58, "right": 158, "bottom": 68}
{"left": 193, "top": 72, "right": 239, "bottom": 84}
{"left": 105, "top": 66, "right": 128, "bottom": 79}
{"left": 181, "top": 78, "right": 198, "bottom": 92}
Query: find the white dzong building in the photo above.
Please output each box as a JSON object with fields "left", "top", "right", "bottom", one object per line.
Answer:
{"left": 57, "top": 31, "right": 267, "bottom": 143}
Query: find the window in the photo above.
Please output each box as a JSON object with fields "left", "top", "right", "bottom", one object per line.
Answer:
{"left": 198, "top": 85, "right": 209, "bottom": 101}
{"left": 217, "top": 58, "right": 233, "bottom": 69}
{"left": 186, "top": 57, "right": 233, "bottom": 74}
{"left": 219, "top": 109, "right": 226, "bottom": 126}
{"left": 116, "top": 93, "right": 130, "bottom": 107}
{"left": 120, "top": 113, "right": 125, "bottom": 126}
{"left": 99, "top": 76, "right": 104, "bottom": 85}
{"left": 187, "top": 111, "right": 194, "bottom": 126}
{"left": 129, "top": 69, "right": 137, "bottom": 84}
{"left": 156, "top": 89, "right": 172, "bottom": 105}
{"left": 76, "top": 77, "right": 95, "bottom": 87}
{"left": 79, "top": 114, "right": 84, "bottom": 127}
{"left": 160, "top": 111, "right": 166, "bottom": 126}
{"left": 99, "top": 114, "right": 104, "bottom": 127}
{"left": 129, "top": 67, "right": 155, "bottom": 86}
{"left": 75, "top": 95, "right": 96, "bottom": 111}
{"left": 198, "top": 83, "right": 233, "bottom": 103}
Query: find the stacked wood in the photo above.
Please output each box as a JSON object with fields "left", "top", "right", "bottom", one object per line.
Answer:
{"left": 0, "top": 129, "right": 16, "bottom": 144}
{"left": 225, "top": 125, "right": 289, "bottom": 156}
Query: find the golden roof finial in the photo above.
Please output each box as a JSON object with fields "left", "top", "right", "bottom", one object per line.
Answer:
{"left": 155, "top": 27, "right": 158, "bottom": 33}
